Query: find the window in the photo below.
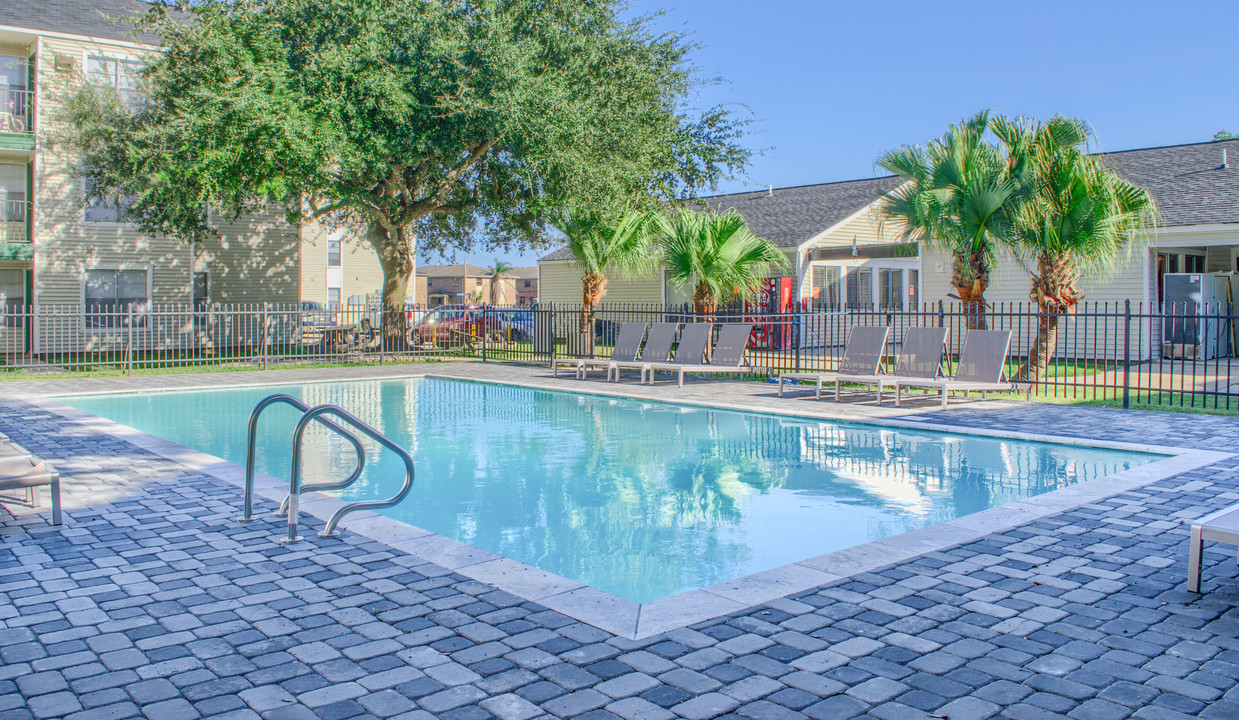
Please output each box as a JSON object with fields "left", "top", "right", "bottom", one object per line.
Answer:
{"left": 86, "top": 54, "right": 144, "bottom": 108}
{"left": 0, "top": 269, "right": 23, "bottom": 328}
{"left": 193, "top": 272, "right": 208, "bottom": 330}
{"left": 84, "top": 269, "right": 148, "bottom": 328}
{"left": 846, "top": 268, "right": 873, "bottom": 310}
{"left": 327, "top": 287, "right": 341, "bottom": 307}
{"left": 908, "top": 269, "right": 919, "bottom": 308}
{"left": 879, "top": 268, "right": 903, "bottom": 311}
{"left": 523, "top": 280, "right": 532, "bottom": 288}
{"left": 327, "top": 237, "right": 341, "bottom": 267}
{"left": 84, "top": 177, "right": 135, "bottom": 223}
{"left": 475, "top": 278, "right": 483, "bottom": 286}
{"left": 1185, "top": 254, "right": 1206, "bottom": 273}
{"left": 810, "top": 266, "right": 842, "bottom": 311}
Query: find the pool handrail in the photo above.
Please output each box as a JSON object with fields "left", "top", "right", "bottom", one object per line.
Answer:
{"left": 239, "top": 394, "right": 366, "bottom": 523}
{"left": 285, "top": 403, "right": 415, "bottom": 543}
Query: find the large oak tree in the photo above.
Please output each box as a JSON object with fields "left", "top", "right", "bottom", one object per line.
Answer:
{"left": 62, "top": 0, "right": 749, "bottom": 334}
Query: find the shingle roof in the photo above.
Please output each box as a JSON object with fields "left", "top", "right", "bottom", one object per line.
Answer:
{"left": 539, "top": 175, "right": 903, "bottom": 261}
{"left": 417, "top": 264, "right": 493, "bottom": 278}
{"left": 1099, "top": 139, "right": 1239, "bottom": 228}
{"left": 506, "top": 266, "right": 538, "bottom": 279}
{"left": 0, "top": 0, "right": 157, "bottom": 44}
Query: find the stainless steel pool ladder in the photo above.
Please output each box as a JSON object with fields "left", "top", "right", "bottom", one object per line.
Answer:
{"left": 238, "top": 394, "right": 415, "bottom": 544}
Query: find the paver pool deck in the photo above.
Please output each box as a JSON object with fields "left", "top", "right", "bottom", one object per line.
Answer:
{"left": 3, "top": 361, "right": 1239, "bottom": 720}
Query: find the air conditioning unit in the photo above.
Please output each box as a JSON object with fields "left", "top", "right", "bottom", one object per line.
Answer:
{"left": 1162, "top": 273, "right": 1231, "bottom": 359}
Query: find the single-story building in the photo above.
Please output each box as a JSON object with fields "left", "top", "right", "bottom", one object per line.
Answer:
{"left": 538, "top": 138, "right": 1239, "bottom": 361}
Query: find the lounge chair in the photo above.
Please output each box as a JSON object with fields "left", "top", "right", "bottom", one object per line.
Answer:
{"left": 1187, "top": 502, "right": 1239, "bottom": 593}
{"left": 891, "top": 329, "right": 1016, "bottom": 407}
{"left": 640, "top": 323, "right": 713, "bottom": 385}
{"left": 778, "top": 326, "right": 889, "bottom": 399}
{"left": 831, "top": 326, "right": 949, "bottom": 404}
{"left": 0, "top": 442, "right": 62, "bottom": 526}
{"left": 552, "top": 322, "right": 646, "bottom": 379}
{"left": 608, "top": 322, "right": 680, "bottom": 382}
{"left": 652, "top": 323, "right": 756, "bottom": 387}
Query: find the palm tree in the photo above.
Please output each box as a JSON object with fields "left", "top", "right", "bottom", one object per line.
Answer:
{"left": 876, "top": 111, "right": 1017, "bottom": 329}
{"left": 550, "top": 207, "right": 655, "bottom": 338}
{"left": 655, "top": 208, "right": 790, "bottom": 315}
{"left": 991, "top": 115, "right": 1158, "bottom": 381}
{"left": 486, "top": 259, "right": 514, "bottom": 305}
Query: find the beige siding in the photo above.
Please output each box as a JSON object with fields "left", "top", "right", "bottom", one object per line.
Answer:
{"left": 29, "top": 35, "right": 318, "bottom": 353}
{"left": 299, "top": 221, "right": 385, "bottom": 305}
{"left": 919, "top": 243, "right": 1151, "bottom": 360}
{"left": 199, "top": 206, "right": 299, "bottom": 305}
{"left": 796, "top": 205, "right": 908, "bottom": 301}
{"left": 537, "top": 260, "right": 665, "bottom": 306}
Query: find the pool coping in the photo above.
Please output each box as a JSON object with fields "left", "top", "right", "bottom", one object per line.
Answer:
{"left": 22, "top": 370, "right": 1230, "bottom": 640}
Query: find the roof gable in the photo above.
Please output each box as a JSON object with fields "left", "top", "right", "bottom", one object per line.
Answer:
{"left": 0, "top": 0, "right": 157, "bottom": 44}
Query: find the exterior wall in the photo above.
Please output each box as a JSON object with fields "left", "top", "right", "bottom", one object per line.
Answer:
{"left": 29, "top": 34, "right": 314, "bottom": 353}
{"left": 299, "top": 220, "right": 384, "bottom": 306}
{"left": 536, "top": 260, "right": 665, "bottom": 307}
{"left": 794, "top": 207, "right": 910, "bottom": 302}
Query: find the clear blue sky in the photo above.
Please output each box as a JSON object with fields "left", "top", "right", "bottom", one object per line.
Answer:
{"left": 427, "top": 0, "right": 1237, "bottom": 269}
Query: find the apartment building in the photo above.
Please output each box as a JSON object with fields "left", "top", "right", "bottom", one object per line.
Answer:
{"left": 0, "top": 0, "right": 384, "bottom": 355}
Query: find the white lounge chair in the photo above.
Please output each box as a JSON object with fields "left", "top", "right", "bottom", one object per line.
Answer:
{"left": 0, "top": 441, "right": 62, "bottom": 526}
{"left": 778, "top": 326, "right": 889, "bottom": 399}
{"left": 651, "top": 323, "right": 756, "bottom": 387}
{"left": 608, "top": 322, "right": 679, "bottom": 382}
{"left": 832, "top": 326, "right": 948, "bottom": 403}
{"left": 552, "top": 322, "right": 647, "bottom": 379}
{"left": 892, "top": 329, "right": 1016, "bottom": 407}
{"left": 1187, "top": 502, "right": 1239, "bottom": 593}
{"left": 640, "top": 323, "right": 713, "bottom": 385}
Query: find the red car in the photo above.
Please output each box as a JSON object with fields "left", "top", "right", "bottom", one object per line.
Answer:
{"left": 409, "top": 304, "right": 503, "bottom": 346}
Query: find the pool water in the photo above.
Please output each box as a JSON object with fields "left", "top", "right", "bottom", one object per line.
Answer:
{"left": 62, "top": 378, "right": 1159, "bottom": 603}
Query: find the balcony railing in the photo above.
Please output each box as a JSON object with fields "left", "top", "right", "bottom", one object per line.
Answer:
{"left": 0, "top": 88, "right": 33, "bottom": 134}
{"left": 0, "top": 200, "right": 28, "bottom": 243}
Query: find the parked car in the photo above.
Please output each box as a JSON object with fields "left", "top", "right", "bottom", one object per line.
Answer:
{"left": 300, "top": 301, "right": 336, "bottom": 328}
{"left": 492, "top": 309, "right": 533, "bottom": 341}
{"left": 408, "top": 304, "right": 502, "bottom": 346}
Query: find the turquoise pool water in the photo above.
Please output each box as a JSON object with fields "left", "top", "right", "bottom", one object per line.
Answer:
{"left": 61, "top": 378, "right": 1159, "bottom": 603}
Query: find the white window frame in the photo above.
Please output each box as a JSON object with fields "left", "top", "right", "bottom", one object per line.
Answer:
{"left": 80, "top": 265, "right": 152, "bottom": 332}
{"left": 82, "top": 176, "right": 137, "bottom": 225}
{"left": 83, "top": 51, "right": 145, "bottom": 109}
{"left": 805, "top": 258, "right": 920, "bottom": 312}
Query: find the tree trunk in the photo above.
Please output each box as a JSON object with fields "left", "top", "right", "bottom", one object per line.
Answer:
{"left": 581, "top": 271, "right": 607, "bottom": 356}
{"left": 693, "top": 282, "right": 717, "bottom": 316}
{"left": 1016, "top": 252, "right": 1079, "bottom": 382}
{"left": 953, "top": 250, "right": 989, "bottom": 330}
{"left": 368, "top": 221, "right": 414, "bottom": 344}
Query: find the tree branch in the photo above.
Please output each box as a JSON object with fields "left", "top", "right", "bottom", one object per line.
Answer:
{"left": 404, "top": 138, "right": 497, "bottom": 222}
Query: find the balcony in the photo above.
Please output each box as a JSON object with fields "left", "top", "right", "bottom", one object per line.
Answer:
{"left": 0, "top": 88, "right": 33, "bottom": 151}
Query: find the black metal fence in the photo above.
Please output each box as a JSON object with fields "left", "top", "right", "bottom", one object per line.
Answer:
{"left": 1, "top": 300, "right": 1236, "bottom": 411}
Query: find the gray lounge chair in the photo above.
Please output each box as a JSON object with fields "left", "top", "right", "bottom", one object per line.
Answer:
{"left": 654, "top": 323, "right": 756, "bottom": 387}
{"left": 0, "top": 443, "right": 62, "bottom": 526}
{"left": 832, "top": 326, "right": 948, "bottom": 403}
{"left": 552, "top": 322, "right": 646, "bottom": 379}
{"left": 892, "top": 329, "right": 1016, "bottom": 407}
{"left": 778, "top": 326, "right": 889, "bottom": 399}
{"left": 608, "top": 322, "right": 679, "bottom": 382}
{"left": 1187, "top": 502, "right": 1239, "bottom": 593}
{"left": 640, "top": 323, "right": 713, "bottom": 385}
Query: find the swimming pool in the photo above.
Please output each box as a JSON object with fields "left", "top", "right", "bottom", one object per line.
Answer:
{"left": 61, "top": 377, "right": 1161, "bottom": 603}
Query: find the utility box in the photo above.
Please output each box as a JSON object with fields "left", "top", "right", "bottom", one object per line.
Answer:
{"left": 532, "top": 308, "right": 556, "bottom": 356}
{"left": 1163, "top": 273, "right": 1231, "bottom": 359}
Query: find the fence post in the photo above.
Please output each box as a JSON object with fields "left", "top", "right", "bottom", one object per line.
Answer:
{"left": 126, "top": 306, "right": 134, "bottom": 376}
{"left": 481, "top": 306, "right": 488, "bottom": 363}
{"left": 261, "top": 302, "right": 270, "bottom": 371}
{"left": 793, "top": 305, "right": 801, "bottom": 373}
{"left": 379, "top": 304, "right": 386, "bottom": 366}
{"left": 550, "top": 303, "right": 557, "bottom": 367}
{"left": 1123, "top": 299, "right": 1131, "bottom": 409}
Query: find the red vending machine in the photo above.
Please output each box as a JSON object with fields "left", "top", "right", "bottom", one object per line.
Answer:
{"left": 747, "top": 278, "right": 794, "bottom": 349}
